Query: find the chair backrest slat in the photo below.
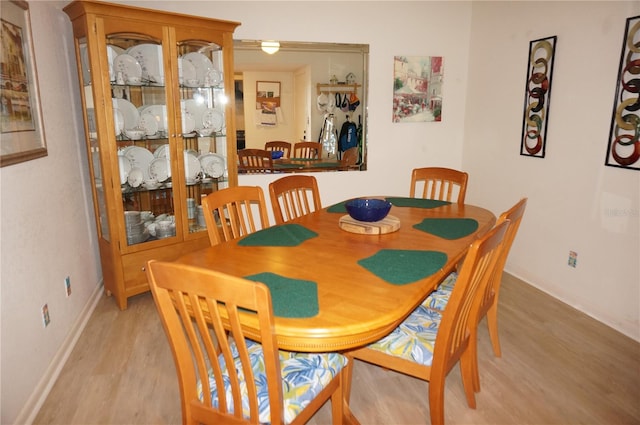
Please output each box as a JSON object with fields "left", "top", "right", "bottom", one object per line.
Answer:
{"left": 433, "top": 220, "right": 509, "bottom": 370}
{"left": 264, "top": 141, "right": 292, "bottom": 158}
{"left": 238, "top": 149, "right": 274, "bottom": 173}
{"left": 147, "top": 260, "right": 285, "bottom": 424}
{"left": 268, "top": 175, "right": 322, "bottom": 224}
{"left": 479, "top": 198, "right": 528, "bottom": 315}
{"left": 201, "top": 186, "right": 270, "bottom": 246}
{"left": 293, "top": 141, "right": 321, "bottom": 159}
{"left": 410, "top": 167, "right": 469, "bottom": 204}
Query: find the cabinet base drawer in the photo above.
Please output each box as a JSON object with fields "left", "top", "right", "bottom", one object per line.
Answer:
{"left": 121, "top": 237, "right": 211, "bottom": 298}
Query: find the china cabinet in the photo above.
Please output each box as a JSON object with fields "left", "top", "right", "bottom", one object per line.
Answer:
{"left": 64, "top": 0, "right": 240, "bottom": 309}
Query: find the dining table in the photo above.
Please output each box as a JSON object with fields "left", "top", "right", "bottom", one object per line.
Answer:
{"left": 176, "top": 197, "right": 496, "bottom": 352}
{"left": 272, "top": 157, "right": 346, "bottom": 172}
{"left": 176, "top": 197, "right": 495, "bottom": 424}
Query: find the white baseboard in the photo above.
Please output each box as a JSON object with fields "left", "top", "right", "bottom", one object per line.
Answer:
{"left": 504, "top": 269, "right": 639, "bottom": 343}
{"left": 15, "top": 282, "right": 104, "bottom": 425}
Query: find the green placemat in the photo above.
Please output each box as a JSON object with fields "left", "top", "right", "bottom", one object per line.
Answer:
{"left": 244, "top": 272, "right": 319, "bottom": 318}
{"left": 413, "top": 218, "right": 479, "bottom": 240}
{"left": 309, "top": 162, "right": 338, "bottom": 168}
{"left": 238, "top": 224, "right": 318, "bottom": 247}
{"left": 357, "top": 249, "right": 448, "bottom": 285}
{"left": 327, "top": 201, "right": 348, "bottom": 213}
{"left": 274, "top": 163, "right": 303, "bottom": 169}
{"left": 385, "top": 197, "right": 451, "bottom": 208}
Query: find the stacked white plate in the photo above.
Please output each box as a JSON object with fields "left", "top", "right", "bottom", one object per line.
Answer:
{"left": 156, "top": 219, "right": 176, "bottom": 239}
{"left": 124, "top": 211, "right": 149, "bottom": 245}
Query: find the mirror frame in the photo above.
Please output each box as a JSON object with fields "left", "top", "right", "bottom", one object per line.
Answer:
{"left": 233, "top": 39, "right": 368, "bottom": 171}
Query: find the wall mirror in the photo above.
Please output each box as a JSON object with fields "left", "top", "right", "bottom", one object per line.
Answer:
{"left": 234, "top": 40, "right": 368, "bottom": 171}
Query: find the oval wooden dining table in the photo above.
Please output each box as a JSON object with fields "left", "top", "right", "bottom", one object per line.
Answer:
{"left": 176, "top": 197, "right": 496, "bottom": 353}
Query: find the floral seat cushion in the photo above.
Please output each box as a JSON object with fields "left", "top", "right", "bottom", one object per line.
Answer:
{"left": 366, "top": 305, "right": 443, "bottom": 367}
{"left": 422, "top": 272, "right": 458, "bottom": 311}
{"left": 198, "top": 339, "right": 347, "bottom": 424}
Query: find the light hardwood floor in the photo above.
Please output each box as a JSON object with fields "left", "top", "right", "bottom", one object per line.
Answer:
{"left": 34, "top": 273, "right": 640, "bottom": 425}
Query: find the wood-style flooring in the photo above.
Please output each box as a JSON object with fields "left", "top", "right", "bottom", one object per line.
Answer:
{"left": 34, "top": 273, "right": 640, "bottom": 424}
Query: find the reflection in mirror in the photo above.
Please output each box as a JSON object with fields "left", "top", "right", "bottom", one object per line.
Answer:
{"left": 234, "top": 40, "right": 368, "bottom": 171}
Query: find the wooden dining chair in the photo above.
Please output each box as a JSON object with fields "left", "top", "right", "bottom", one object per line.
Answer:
{"left": 410, "top": 167, "right": 469, "bottom": 204}
{"left": 292, "top": 142, "right": 321, "bottom": 159}
{"left": 265, "top": 141, "right": 292, "bottom": 158}
{"left": 268, "top": 175, "right": 322, "bottom": 224}
{"left": 339, "top": 147, "right": 359, "bottom": 170}
{"left": 238, "top": 148, "right": 274, "bottom": 173}
{"left": 201, "top": 186, "right": 270, "bottom": 246}
{"left": 343, "top": 220, "right": 510, "bottom": 425}
{"left": 422, "top": 198, "right": 527, "bottom": 392}
{"left": 146, "top": 260, "right": 347, "bottom": 425}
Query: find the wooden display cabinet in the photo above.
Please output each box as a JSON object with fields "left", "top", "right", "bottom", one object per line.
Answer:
{"left": 64, "top": 1, "right": 240, "bottom": 309}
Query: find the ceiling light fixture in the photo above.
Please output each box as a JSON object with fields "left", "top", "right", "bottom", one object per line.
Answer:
{"left": 261, "top": 41, "right": 280, "bottom": 55}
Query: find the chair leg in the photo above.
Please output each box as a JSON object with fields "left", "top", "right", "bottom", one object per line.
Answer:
{"left": 428, "top": 373, "right": 446, "bottom": 425}
{"left": 469, "top": 325, "right": 481, "bottom": 393}
{"left": 342, "top": 356, "right": 354, "bottom": 404}
{"left": 486, "top": 303, "right": 502, "bottom": 357}
{"left": 330, "top": 373, "right": 344, "bottom": 425}
{"left": 460, "top": 349, "right": 477, "bottom": 409}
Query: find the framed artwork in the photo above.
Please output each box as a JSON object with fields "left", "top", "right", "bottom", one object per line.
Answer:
{"left": 392, "top": 56, "right": 443, "bottom": 123}
{"left": 605, "top": 15, "right": 640, "bottom": 171}
{"left": 0, "top": 0, "right": 47, "bottom": 167}
{"left": 520, "top": 35, "right": 557, "bottom": 158}
{"left": 256, "top": 80, "right": 280, "bottom": 111}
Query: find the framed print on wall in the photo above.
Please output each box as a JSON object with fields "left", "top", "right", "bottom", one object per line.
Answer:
{"left": 392, "top": 56, "right": 443, "bottom": 123}
{"left": 605, "top": 14, "right": 640, "bottom": 171}
{"left": 0, "top": 0, "right": 47, "bottom": 167}
{"left": 520, "top": 35, "right": 557, "bottom": 158}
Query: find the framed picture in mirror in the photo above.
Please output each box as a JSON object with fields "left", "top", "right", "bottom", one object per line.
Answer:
{"left": 256, "top": 80, "right": 280, "bottom": 112}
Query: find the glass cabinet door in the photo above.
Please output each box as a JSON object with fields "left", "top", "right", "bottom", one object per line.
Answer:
{"left": 104, "top": 31, "right": 176, "bottom": 246}
{"left": 175, "top": 34, "right": 233, "bottom": 237}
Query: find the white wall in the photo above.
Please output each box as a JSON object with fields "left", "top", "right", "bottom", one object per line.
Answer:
{"left": 464, "top": 1, "right": 640, "bottom": 340}
{"left": 0, "top": 1, "right": 101, "bottom": 423}
{"left": 2, "top": 1, "right": 638, "bottom": 424}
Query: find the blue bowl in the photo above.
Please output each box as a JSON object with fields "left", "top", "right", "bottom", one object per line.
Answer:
{"left": 271, "top": 151, "right": 284, "bottom": 159}
{"left": 345, "top": 198, "right": 392, "bottom": 222}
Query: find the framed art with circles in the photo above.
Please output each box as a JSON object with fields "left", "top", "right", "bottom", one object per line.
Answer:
{"left": 605, "top": 14, "right": 640, "bottom": 171}
{"left": 520, "top": 35, "right": 557, "bottom": 159}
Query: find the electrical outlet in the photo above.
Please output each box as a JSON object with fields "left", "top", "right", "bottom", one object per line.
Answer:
{"left": 42, "top": 304, "right": 50, "bottom": 327}
{"left": 65, "top": 276, "right": 71, "bottom": 297}
{"left": 568, "top": 251, "right": 577, "bottom": 268}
